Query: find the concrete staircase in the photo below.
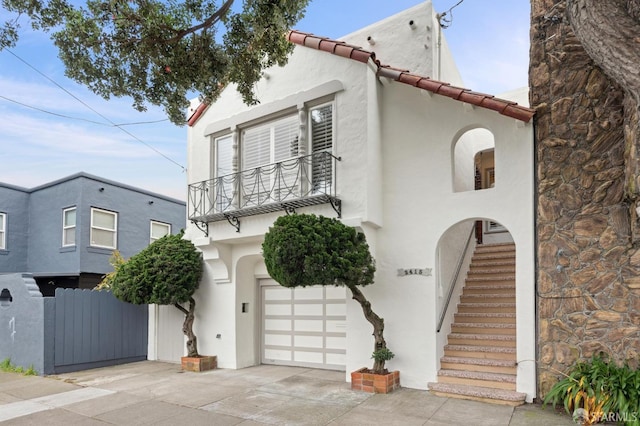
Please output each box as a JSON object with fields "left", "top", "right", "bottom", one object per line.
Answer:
{"left": 429, "top": 243, "right": 526, "bottom": 406}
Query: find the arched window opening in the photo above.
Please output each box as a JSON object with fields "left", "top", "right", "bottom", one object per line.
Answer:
{"left": 453, "top": 128, "right": 495, "bottom": 193}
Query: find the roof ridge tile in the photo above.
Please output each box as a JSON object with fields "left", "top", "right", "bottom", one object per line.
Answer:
{"left": 286, "top": 29, "right": 534, "bottom": 123}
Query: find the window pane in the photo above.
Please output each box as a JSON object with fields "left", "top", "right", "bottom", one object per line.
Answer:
{"left": 273, "top": 115, "right": 299, "bottom": 161}
{"left": 243, "top": 125, "right": 271, "bottom": 170}
{"left": 64, "top": 228, "right": 76, "bottom": 245}
{"left": 92, "top": 229, "right": 115, "bottom": 247}
{"left": 151, "top": 222, "right": 170, "bottom": 239}
{"left": 311, "top": 105, "right": 333, "bottom": 153}
{"left": 64, "top": 209, "right": 76, "bottom": 226}
{"left": 93, "top": 210, "right": 115, "bottom": 229}
{"left": 0, "top": 214, "right": 4, "bottom": 231}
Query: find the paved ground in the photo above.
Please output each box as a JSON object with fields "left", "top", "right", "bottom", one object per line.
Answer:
{"left": 0, "top": 361, "right": 575, "bottom": 425}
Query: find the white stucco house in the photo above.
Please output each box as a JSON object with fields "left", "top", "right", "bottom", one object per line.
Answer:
{"left": 149, "top": 2, "right": 537, "bottom": 404}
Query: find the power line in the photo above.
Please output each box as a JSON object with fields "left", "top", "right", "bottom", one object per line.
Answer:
{"left": 0, "top": 94, "right": 172, "bottom": 126}
{"left": 437, "top": 0, "right": 465, "bottom": 29}
{"left": 3, "top": 49, "right": 186, "bottom": 171}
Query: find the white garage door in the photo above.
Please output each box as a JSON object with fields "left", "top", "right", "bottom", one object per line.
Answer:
{"left": 261, "top": 279, "right": 346, "bottom": 371}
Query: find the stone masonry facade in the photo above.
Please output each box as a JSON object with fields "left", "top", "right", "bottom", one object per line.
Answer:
{"left": 530, "top": 0, "right": 640, "bottom": 396}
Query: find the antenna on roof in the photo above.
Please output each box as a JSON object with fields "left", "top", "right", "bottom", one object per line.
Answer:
{"left": 436, "top": 0, "right": 465, "bottom": 29}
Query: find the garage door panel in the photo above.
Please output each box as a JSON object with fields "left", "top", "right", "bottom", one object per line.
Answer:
{"left": 265, "top": 319, "right": 291, "bottom": 331}
{"left": 326, "top": 320, "right": 346, "bottom": 333}
{"left": 326, "top": 336, "right": 346, "bottom": 350}
{"left": 325, "top": 286, "right": 346, "bottom": 299}
{"left": 294, "top": 303, "right": 323, "bottom": 315}
{"left": 265, "top": 304, "right": 292, "bottom": 315}
{"left": 264, "top": 287, "right": 291, "bottom": 300}
{"left": 265, "top": 334, "right": 291, "bottom": 346}
{"left": 294, "top": 287, "right": 323, "bottom": 299}
{"left": 294, "top": 335, "right": 324, "bottom": 348}
{"left": 326, "top": 303, "right": 346, "bottom": 316}
{"left": 261, "top": 280, "right": 346, "bottom": 371}
{"left": 264, "top": 348, "right": 291, "bottom": 361}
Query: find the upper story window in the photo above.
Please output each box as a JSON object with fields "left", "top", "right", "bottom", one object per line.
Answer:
{"left": 0, "top": 212, "right": 6, "bottom": 250}
{"left": 90, "top": 208, "right": 117, "bottom": 249}
{"left": 150, "top": 221, "right": 171, "bottom": 243}
{"left": 62, "top": 207, "right": 76, "bottom": 246}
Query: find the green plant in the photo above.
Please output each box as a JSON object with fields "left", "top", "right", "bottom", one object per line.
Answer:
{"left": 0, "top": 358, "right": 38, "bottom": 376}
{"left": 543, "top": 353, "right": 640, "bottom": 426}
{"left": 263, "top": 214, "right": 393, "bottom": 374}
{"left": 372, "top": 348, "right": 395, "bottom": 363}
{"left": 103, "top": 232, "right": 203, "bottom": 357}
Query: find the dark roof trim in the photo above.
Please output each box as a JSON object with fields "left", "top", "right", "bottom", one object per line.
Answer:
{"left": 287, "top": 30, "right": 534, "bottom": 123}
{"left": 0, "top": 172, "right": 185, "bottom": 205}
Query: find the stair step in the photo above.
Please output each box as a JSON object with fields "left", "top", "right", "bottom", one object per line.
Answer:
{"left": 465, "top": 276, "right": 515, "bottom": 283}
{"left": 467, "top": 268, "right": 515, "bottom": 275}
{"left": 447, "top": 333, "right": 516, "bottom": 347}
{"left": 437, "top": 369, "right": 517, "bottom": 390}
{"left": 470, "top": 260, "right": 515, "bottom": 268}
{"left": 472, "top": 253, "right": 516, "bottom": 262}
{"left": 440, "top": 356, "right": 517, "bottom": 374}
{"left": 444, "top": 344, "right": 516, "bottom": 360}
{"left": 454, "top": 313, "right": 516, "bottom": 323}
{"left": 463, "top": 286, "right": 515, "bottom": 295}
{"left": 474, "top": 243, "right": 516, "bottom": 253}
{"left": 457, "top": 303, "right": 516, "bottom": 313}
{"left": 428, "top": 382, "right": 525, "bottom": 406}
{"left": 460, "top": 294, "right": 515, "bottom": 303}
{"left": 451, "top": 322, "right": 516, "bottom": 335}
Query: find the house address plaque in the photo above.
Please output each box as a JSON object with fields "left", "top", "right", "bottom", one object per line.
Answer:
{"left": 397, "top": 268, "right": 432, "bottom": 277}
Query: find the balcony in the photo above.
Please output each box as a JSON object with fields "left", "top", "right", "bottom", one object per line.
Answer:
{"left": 188, "top": 152, "right": 341, "bottom": 234}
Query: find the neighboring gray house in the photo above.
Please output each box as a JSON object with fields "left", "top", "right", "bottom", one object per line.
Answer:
{"left": 0, "top": 172, "right": 185, "bottom": 296}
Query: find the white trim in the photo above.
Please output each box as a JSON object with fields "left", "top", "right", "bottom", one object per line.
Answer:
{"left": 62, "top": 207, "right": 76, "bottom": 247}
{"left": 0, "top": 212, "right": 6, "bottom": 250}
{"left": 90, "top": 207, "right": 118, "bottom": 249}
{"left": 150, "top": 220, "right": 171, "bottom": 243}
{"left": 203, "top": 80, "right": 344, "bottom": 136}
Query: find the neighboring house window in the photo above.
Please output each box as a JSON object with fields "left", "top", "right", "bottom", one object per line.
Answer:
{"left": 150, "top": 221, "right": 171, "bottom": 243}
{"left": 90, "top": 208, "right": 117, "bottom": 249}
{"left": 0, "top": 212, "right": 6, "bottom": 250}
{"left": 62, "top": 207, "right": 76, "bottom": 246}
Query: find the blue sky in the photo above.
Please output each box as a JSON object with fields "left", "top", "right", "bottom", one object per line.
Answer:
{"left": 0, "top": 0, "right": 529, "bottom": 201}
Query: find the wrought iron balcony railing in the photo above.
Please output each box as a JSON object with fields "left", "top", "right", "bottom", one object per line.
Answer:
{"left": 188, "top": 151, "right": 341, "bottom": 234}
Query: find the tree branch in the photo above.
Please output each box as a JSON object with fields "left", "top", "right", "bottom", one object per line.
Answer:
{"left": 348, "top": 285, "right": 388, "bottom": 373}
{"left": 172, "top": 0, "right": 234, "bottom": 41}
{"left": 567, "top": 0, "right": 640, "bottom": 103}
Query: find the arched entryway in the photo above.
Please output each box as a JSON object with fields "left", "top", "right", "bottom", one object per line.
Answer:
{"left": 431, "top": 219, "right": 524, "bottom": 404}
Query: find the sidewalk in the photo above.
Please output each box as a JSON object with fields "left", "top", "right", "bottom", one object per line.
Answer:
{"left": 0, "top": 361, "right": 574, "bottom": 425}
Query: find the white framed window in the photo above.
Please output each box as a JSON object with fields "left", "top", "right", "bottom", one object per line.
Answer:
{"left": 90, "top": 208, "right": 117, "bottom": 249}
{"left": 0, "top": 212, "right": 6, "bottom": 250}
{"left": 241, "top": 114, "right": 299, "bottom": 205}
{"left": 62, "top": 207, "right": 76, "bottom": 246}
{"left": 150, "top": 221, "right": 171, "bottom": 243}
{"left": 309, "top": 103, "right": 334, "bottom": 193}
{"left": 214, "top": 134, "right": 234, "bottom": 212}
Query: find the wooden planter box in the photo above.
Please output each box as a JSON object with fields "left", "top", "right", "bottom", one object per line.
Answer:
{"left": 181, "top": 355, "right": 217, "bottom": 372}
{"left": 351, "top": 368, "right": 400, "bottom": 394}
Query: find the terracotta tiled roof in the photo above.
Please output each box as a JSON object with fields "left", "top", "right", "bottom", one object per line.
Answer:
{"left": 188, "top": 30, "right": 535, "bottom": 126}
{"left": 287, "top": 30, "right": 534, "bottom": 123}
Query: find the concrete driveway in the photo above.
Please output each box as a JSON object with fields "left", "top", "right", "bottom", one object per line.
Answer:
{"left": 0, "top": 361, "right": 574, "bottom": 425}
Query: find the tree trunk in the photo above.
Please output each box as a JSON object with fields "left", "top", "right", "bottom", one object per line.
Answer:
{"left": 348, "top": 285, "right": 387, "bottom": 374}
{"left": 567, "top": 0, "right": 640, "bottom": 104}
{"left": 174, "top": 297, "right": 198, "bottom": 357}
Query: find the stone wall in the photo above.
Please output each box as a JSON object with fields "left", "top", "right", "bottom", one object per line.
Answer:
{"left": 530, "top": 0, "right": 640, "bottom": 396}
